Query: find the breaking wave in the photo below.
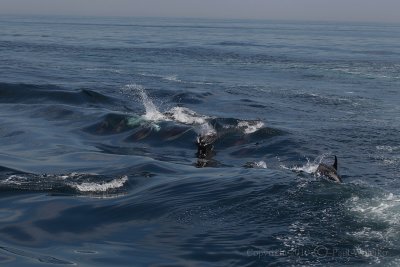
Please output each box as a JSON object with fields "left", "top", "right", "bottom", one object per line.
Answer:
{"left": 0, "top": 173, "right": 129, "bottom": 195}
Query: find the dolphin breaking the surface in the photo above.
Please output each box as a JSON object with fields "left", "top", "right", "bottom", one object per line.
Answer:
{"left": 195, "top": 133, "right": 217, "bottom": 168}
{"left": 315, "top": 155, "right": 342, "bottom": 183}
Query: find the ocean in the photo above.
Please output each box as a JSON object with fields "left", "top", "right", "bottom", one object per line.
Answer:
{"left": 0, "top": 15, "right": 399, "bottom": 266}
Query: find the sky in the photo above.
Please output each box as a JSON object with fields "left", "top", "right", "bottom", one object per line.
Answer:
{"left": 1, "top": 0, "right": 399, "bottom": 23}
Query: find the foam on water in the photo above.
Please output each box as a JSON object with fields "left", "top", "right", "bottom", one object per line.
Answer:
{"left": 276, "top": 221, "right": 311, "bottom": 248}
{"left": 165, "top": 107, "right": 209, "bottom": 125}
{"left": 237, "top": 120, "right": 265, "bottom": 134}
{"left": 281, "top": 159, "right": 318, "bottom": 174}
{"left": 281, "top": 154, "right": 331, "bottom": 174}
{"left": 343, "top": 192, "right": 400, "bottom": 265}
{"left": 1, "top": 175, "right": 25, "bottom": 185}
{"left": 254, "top": 161, "right": 267, "bottom": 168}
{"left": 349, "top": 193, "right": 400, "bottom": 228}
{"left": 1, "top": 173, "right": 129, "bottom": 194}
{"left": 164, "top": 106, "right": 216, "bottom": 136}
{"left": 70, "top": 175, "right": 128, "bottom": 193}
{"left": 347, "top": 191, "right": 400, "bottom": 257}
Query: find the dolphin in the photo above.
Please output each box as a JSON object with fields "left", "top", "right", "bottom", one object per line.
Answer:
{"left": 195, "top": 133, "right": 217, "bottom": 167}
{"left": 315, "top": 156, "right": 342, "bottom": 183}
{"left": 196, "top": 133, "right": 217, "bottom": 158}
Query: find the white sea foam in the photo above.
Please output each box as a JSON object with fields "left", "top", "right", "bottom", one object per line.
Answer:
{"left": 349, "top": 193, "right": 400, "bottom": 226}
{"left": 290, "top": 162, "right": 319, "bottom": 174}
{"left": 281, "top": 154, "right": 332, "bottom": 174}
{"left": 165, "top": 107, "right": 208, "bottom": 125}
{"left": 1, "top": 175, "right": 26, "bottom": 185}
{"left": 347, "top": 192, "right": 400, "bottom": 250}
{"left": 254, "top": 161, "right": 267, "bottom": 169}
{"left": 58, "top": 172, "right": 88, "bottom": 180}
{"left": 276, "top": 221, "right": 311, "bottom": 248}
{"left": 164, "top": 107, "right": 216, "bottom": 136}
{"left": 237, "top": 120, "right": 264, "bottom": 134}
{"left": 281, "top": 159, "right": 319, "bottom": 174}
{"left": 70, "top": 175, "right": 128, "bottom": 193}
{"left": 2, "top": 173, "right": 129, "bottom": 194}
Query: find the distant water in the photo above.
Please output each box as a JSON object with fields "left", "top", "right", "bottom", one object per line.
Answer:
{"left": 1, "top": 15, "right": 400, "bottom": 266}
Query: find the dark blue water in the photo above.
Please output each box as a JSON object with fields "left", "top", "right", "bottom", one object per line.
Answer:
{"left": 1, "top": 15, "right": 400, "bottom": 266}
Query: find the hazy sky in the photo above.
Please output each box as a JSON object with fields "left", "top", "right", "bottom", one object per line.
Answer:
{"left": 1, "top": 0, "right": 399, "bottom": 23}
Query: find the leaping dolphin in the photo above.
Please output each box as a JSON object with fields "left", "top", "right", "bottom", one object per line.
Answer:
{"left": 315, "top": 155, "right": 342, "bottom": 183}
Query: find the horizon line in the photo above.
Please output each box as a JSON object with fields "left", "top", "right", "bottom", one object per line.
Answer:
{"left": 1, "top": 12, "right": 400, "bottom": 26}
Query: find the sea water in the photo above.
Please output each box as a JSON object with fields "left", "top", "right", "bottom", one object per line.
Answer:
{"left": 0, "top": 15, "right": 399, "bottom": 266}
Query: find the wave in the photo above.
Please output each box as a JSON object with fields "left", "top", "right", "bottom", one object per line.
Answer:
{"left": 0, "top": 82, "right": 117, "bottom": 107}
{"left": 81, "top": 84, "right": 284, "bottom": 168}
{"left": 123, "top": 84, "right": 271, "bottom": 137}
{"left": 0, "top": 172, "right": 129, "bottom": 196}
{"left": 0, "top": 245, "right": 74, "bottom": 265}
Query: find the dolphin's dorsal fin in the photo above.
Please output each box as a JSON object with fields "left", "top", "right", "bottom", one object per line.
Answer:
{"left": 333, "top": 155, "right": 338, "bottom": 170}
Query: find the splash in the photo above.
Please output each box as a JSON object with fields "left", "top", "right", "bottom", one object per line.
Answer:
{"left": 126, "top": 84, "right": 217, "bottom": 135}
{"left": 289, "top": 160, "right": 319, "bottom": 174}
{"left": 125, "top": 84, "right": 165, "bottom": 121}
{"left": 196, "top": 122, "right": 217, "bottom": 136}
{"left": 281, "top": 154, "right": 329, "bottom": 174}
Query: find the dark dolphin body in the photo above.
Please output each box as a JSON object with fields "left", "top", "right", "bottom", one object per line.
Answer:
{"left": 196, "top": 133, "right": 217, "bottom": 167}
{"left": 315, "top": 156, "right": 342, "bottom": 183}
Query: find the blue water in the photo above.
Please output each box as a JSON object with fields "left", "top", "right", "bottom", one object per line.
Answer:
{"left": 1, "top": 15, "right": 400, "bottom": 266}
